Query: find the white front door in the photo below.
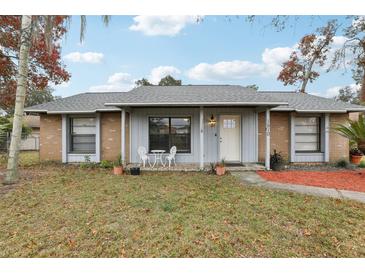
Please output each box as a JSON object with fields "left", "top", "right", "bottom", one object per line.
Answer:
{"left": 219, "top": 115, "right": 241, "bottom": 162}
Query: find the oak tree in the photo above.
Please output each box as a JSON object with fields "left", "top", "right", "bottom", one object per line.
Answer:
{"left": 0, "top": 16, "right": 70, "bottom": 112}
{"left": 331, "top": 16, "right": 365, "bottom": 103}
{"left": 278, "top": 20, "right": 338, "bottom": 93}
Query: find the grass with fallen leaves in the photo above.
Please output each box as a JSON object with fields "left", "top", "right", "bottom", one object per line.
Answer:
{"left": 0, "top": 163, "right": 364, "bottom": 257}
{"left": 0, "top": 151, "right": 40, "bottom": 168}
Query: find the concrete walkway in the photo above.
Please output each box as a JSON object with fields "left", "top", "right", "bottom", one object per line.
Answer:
{"left": 232, "top": 171, "right": 365, "bottom": 204}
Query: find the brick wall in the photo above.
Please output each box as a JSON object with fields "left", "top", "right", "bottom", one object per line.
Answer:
{"left": 39, "top": 112, "right": 130, "bottom": 163}
{"left": 258, "top": 111, "right": 350, "bottom": 163}
{"left": 329, "top": 113, "right": 349, "bottom": 162}
{"left": 39, "top": 114, "right": 62, "bottom": 161}
{"left": 100, "top": 112, "right": 130, "bottom": 162}
{"left": 258, "top": 112, "right": 290, "bottom": 162}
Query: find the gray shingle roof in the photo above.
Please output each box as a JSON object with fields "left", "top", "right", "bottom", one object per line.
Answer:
{"left": 25, "top": 92, "right": 121, "bottom": 113}
{"left": 103, "top": 85, "right": 287, "bottom": 106}
{"left": 260, "top": 91, "right": 365, "bottom": 112}
{"left": 24, "top": 85, "right": 365, "bottom": 113}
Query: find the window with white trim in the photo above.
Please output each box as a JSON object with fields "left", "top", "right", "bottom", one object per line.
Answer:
{"left": 295, "top": 117, "right": 321, "bottom": 152}
{"left": 69, "top": 117, "right": 96, "bottom": 153}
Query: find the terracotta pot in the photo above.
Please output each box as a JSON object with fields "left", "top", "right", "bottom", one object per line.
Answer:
{"left": 350, "top": 155, "right": 363, "bottom": 165}
{"left": 215, "top": 166, "right": 226, "bottom": 176}
{"left": 358, "top": 141, "right": 365, "bottom": 154}
{"left": 113, "top": 166, "right": 124, "bottom": 175}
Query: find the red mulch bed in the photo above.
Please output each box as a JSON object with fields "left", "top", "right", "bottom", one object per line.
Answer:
{"left": 257, "top": 170, "right": 365, "bottom": 192}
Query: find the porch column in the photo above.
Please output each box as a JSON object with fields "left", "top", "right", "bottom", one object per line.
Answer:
{"left": 95, "top": 113, "right": 101, "bottom": 163}
{"left": 61, "top": 114, "right": 67, "bottom": 163}
{"left": 324, "top": 113, "right": 330, "bottom": 162}
{"left": 121, "top": 109, "right": 126, "bottom": 164}
{"left": 199, "top": 106, "right": 204, "bottom": 169}
{"left": 265, "top": 108, "right": 271, "bottom": 170}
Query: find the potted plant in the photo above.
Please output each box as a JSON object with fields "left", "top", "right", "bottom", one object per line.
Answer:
{"left": 215, "top": 159, "right": 226, "bottom": 176}
{"left": 350, "top": 148, "right": 364, "bottom": 165}
{"left": 335, "top": 115, "right": 365, "bottom": 154}
{"left": 113, "top": 154, "right": 124, "bottom": 175}
{"left": 270, "top": 150, "right": 284, "bottom": 171}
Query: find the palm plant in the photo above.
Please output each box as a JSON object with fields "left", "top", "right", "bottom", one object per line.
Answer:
{"left": 335, "top": 115, "right": 365, "bottom": 153}
{"left": 5, "top": 16, "right": 110, "bottom": 184}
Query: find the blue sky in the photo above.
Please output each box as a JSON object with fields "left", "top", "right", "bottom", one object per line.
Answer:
{"left": 55, "top": 15, "right": 355, "bottom": 98}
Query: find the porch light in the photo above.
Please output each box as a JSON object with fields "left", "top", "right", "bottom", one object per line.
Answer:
{"left": 208, "top": 114, "right": 216, "bottom": 127}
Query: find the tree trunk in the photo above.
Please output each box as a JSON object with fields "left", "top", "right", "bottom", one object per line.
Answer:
{"left": 4, "top": 15, "right": 33, "bottom": 184}
{"left": 360, "top": 71, "right": 365, "bottom": 104}
{"left": 300, "top": 77, "right": 309, "bottom": 93}
{"left": 300, "top": 58, "right": 316, "bottom": 93}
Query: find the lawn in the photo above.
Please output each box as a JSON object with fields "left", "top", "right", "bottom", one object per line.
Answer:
{"left": 0, "top": 151, "right": 40, "bottom": 167}
{"left": 0, "top": 155, "right": 365, "bottom": 257}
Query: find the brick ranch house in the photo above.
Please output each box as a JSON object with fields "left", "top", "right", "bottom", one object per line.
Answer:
{"left": 25, "top": 85, "right": 365, "bottom": 169}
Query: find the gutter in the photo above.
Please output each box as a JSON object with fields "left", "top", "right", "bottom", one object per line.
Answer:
{"left": 104, "top": 101, "right": 289, "bottom": 107}
{"left": 271, "top": 108, "right": 365, "bottom": 113}
{"left": 25, "top": 108, "right": 121, "bottom": 114}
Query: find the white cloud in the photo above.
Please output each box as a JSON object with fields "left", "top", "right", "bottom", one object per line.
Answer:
{"left": 187, "top": 60, "right": 264, "bottom": 81}
{"left": 129, "top": 16, "right": 202, "bottom": 36}
{"left": 187, "top": 46, "right": 292, "bottom": 81}
{"left": 64, "top": 52, "right": 104, "bottom": 64}
{"left": 87, "top": 66, "right": 182, "bottom": 92}
{"left": 107, "top": 72, "right": 132, "bottom": 85}
{"left": 149, "top": 66, "right": 181, "bottom": 84}
{"left": 310, "top": 83, "right": 360, "bottom": 98}
{"left": 87, "top": 72, "right": 134, "bottom": 93}
{"left": 261, "top": 47, "right": 293, "bottom": 74}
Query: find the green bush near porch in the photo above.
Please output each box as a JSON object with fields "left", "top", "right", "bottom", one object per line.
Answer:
{"left": 0, "top": 165, "right": 364, "bottom": 257}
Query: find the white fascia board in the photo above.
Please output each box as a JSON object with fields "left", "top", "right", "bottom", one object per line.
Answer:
{"left": 271, "top": 108, "right": 295, "bottom": 111}
{"left": 104, "top": 101, "right": 289, "bottom": 107}
{"left": 346, "top": 108, "right": 365, "bottom": 112}
{"left": 24, "top": 109, "right": 47, "bottom": 113}
{"left": 46, "top": 109, "right": 120, "bottom": 114}
{"left": 296, "top": 110, "right": 347, "bottom": 113}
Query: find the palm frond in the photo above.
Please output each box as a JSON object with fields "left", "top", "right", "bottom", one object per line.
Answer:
{"left": 334, "top": 116, "right": 365, "bottom": 145}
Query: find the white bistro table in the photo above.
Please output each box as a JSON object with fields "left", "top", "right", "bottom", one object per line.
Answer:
{"left": 150, "top": 150, "right": 166, "bottom": 168}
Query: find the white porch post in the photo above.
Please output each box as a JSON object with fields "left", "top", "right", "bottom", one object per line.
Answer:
{"left": 61, "top": 114, "right": 67, "bottom": 163}
{"left": 199, "top": 106, "right": 204, "bottom": 169}
{"left": 95, "top": 112, "right": 101, "bottom": 162}
{"left": 121, "top": 109, "right": 126, "bottom": 164}
{"left": 265, "top": 108, "right": 271, "bottom": 170}
{"left": 324, "top": 113, "right": 330, "bottom": 162}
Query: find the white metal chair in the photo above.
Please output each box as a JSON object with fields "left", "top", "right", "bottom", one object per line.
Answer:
{"left": 137, "top": 146, "right": 150, "bottom": 167}
{"left": 165, "top": 146, "right": 177, "bottom": 168}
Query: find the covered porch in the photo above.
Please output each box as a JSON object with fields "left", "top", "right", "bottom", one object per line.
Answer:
{"left": 125, "top": 162, "right": 266, "bottom": 172}
{"left": 119, "top": 105, "right": 273, "bottom": 170}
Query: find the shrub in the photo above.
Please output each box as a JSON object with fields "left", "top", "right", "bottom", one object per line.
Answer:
{"left": 80, "top": 155, "right": 97, "bottom": 169}
{"left": 359, "top": 160, "right": 365, "bottom": 168}
{"left": 270, "top": 150, "right": 285, "bottom": 171}
{"left": 335, "top": 159, "right": 349, "bottom": 169}
{"left": 207, "top": 162, "right": 216, "bottom": 174}
{"left": 100, "top": 160, "right": 113, "bottom": 169}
